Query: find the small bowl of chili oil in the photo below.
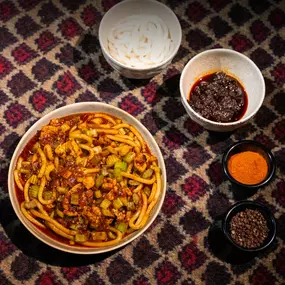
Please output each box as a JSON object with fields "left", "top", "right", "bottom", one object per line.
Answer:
{"left": 222, "top": 140, "right": 276, "bottom": 189}
{"left": 180, "top": 49, "right": 265, "bottom": 132}
{"left": 223, "top": 201, "right": 277, "bottom": 252}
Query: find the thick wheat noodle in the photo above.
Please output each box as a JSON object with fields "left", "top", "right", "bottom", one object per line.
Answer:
{"left": 113, "top": 124, "right": 146, "bottom": 151}
{"left": 133, "top": 184, "right": 143, "bottom": 193}
{"left": 80, "top": 227, "right": 123, "bottom": 247}
{"left": 45, "top": 164, "right": 55, "bottom": 180}
{"left": 146, "top": 168, "right": 161, "bottom": 216}
{"left": 95, "top": 129, "right": 118, "bottom": 135}
{"left": 47, "top": 223, "right": 74, "bottom": 240}
{"left": 93, "top": 113, "right": 116, "bottom": 125}
{"left": 14, "top": 170, "right": 23, "bottom": 191}
{"left": 115, "top": 134, "right": 134, "bottom": 141}
{"left": 38, "top": 176, "right": 56, "bottom": 205}
{"left": 16, "top": 156, "right": 23, "bottom": 170}
{"left": 54, "top": 156, "right": 59, "bottom": 169}
{"left": 121, "top": 172, "right": 156, "bottom": 185}
{"left": 44, "top": 144, "right": 54, "bottom": 161}
{"left": 24, "top": 177, "right": 32, "bottom": 202}
{"left": 79, "top": 144, "right": 95, "bottom": 160}
{"left": 30, "top": 209, "right": 77, "bottom": 236}
{"left": 69, "top": 133, "right": 93, "bottom": 144}
{"left": 106, "top": 135, "right": 138, "bottom": 148}
{"left": 21, "top": 202, "right": 46, "bottom": 229}
{"left": 37, "top": 147, "right": 47, "bottom": 178}
{"left": 127, "top": 163, "right": 133, "bottom": 174}
{"left": 83, "top": 168, "right": 100, "bottom": 174}
{"left": 147, "top": 182, "right": 157, "bottom": 204}
{"left": 128, "top": 209, "right": 141, "bottom": 229}
{"left": 134, "top": 192, "right": 148, "bottom": 227}
{"left": 33, "top": 199, "right": 49, "bottom": 216}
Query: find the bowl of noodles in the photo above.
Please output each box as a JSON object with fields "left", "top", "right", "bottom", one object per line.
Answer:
{"left": 99, "top": 0, "right": 182, "bottom": 79}
{"left": 8, "top": 102, "right": 166, "bottom": 254}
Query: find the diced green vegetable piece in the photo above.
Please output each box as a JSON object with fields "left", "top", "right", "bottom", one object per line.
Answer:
{"left": 129, "top": 179, "right": 140, "bottom": 186}
{"left": 29, "top": 185, "right": 39, "bottom": 199}
{"left": 113, "top": 198, "right": 123, "bottom": 209}
{"left": 114, "top": 161, "right": 127, "bottom": 171}
{"left": 120, "top": 197, "right": 128, "bottom": 206}
{"left": 70, "top": 193, "right": 79, "bottom": 205}
{"left": 57, "top": 186, "right": 67, "bottom": 194}
{"left": 92, "top": 231, "right": 107, "bottom": 241}
{"left": 94, "top": 190, "right": 102, "bottom": 199}
{"left": 75, "top": 233, "right": 89, "bottom": 242}
{"left": 102, "top": 208, "right": 114, "bottom": 217}
{"left": 142, "top": 168, "right": 154, "bottom": 179}
{"left": 108, "top": 231, "right": 116, "bottom": 240}
{"left": 69, "top": 223, "right": 78, "bottom": 230}
{"left": 100, "top": 199, "right": 111, "bottom": 209}
{"left": 113, "top": 167, "right": 122, "bottom": 182}
{"left": 143, "top": 186, "right": 151, "bottom": 197}
{"left": 43, "top": 191, "right": 53, "bottom": 200}
{"left": 132, "top": 193, "right": 140, "bottom": 204}
{"left": 116, "top": 222, "right": 128, "bottom": 234}
{"left": 101, "top": 167, "right": 109, "bottom": 176}
{"left": 106, "top": 154, "right": 120, "bottom": 167}
{"left": 127, "top": 201, "right": 136, "bottom": 211}
{"left": 95, "top": 174, "right": 104, "bottom": 188}
{"left": 56, "top": 208, "right": 64, "bottom": 218}
{"left": 123, "top": 152, "right": 136, "bottom": 163}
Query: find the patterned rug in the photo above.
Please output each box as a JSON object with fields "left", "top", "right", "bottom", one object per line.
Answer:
{"left": 0, "top": 0, "right": 284, "bottom": 284}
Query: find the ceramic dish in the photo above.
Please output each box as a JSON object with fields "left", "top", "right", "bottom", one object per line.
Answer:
{"left": 180, "top": 49, "right": 265, "bottom": 132}
{"left": 8, "top": 102, "right": 166, "bottom": 254}
{"left": 99, "top": 0, "right": 182, "bottom": 79}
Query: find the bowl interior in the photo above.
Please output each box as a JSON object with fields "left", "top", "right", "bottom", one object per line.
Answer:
{"left": 223, "top": 141, "right": 275, "bottom": 187}
{"left": 8, "top": 102, "right": 166, "bottom": 254}
{"left": 181, "top": 49, "right": 265, "bottom": 122}
{"left": 223, "top": 201, "right": 276, "bottom": 252}
{"left": 99, "top": 0, "right": 181, "bottom": 68}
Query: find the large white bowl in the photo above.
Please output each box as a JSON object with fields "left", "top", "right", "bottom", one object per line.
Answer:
{"left": 99, "top": 0, "right": 182, "bottom": 79}
{"left": 180, "top": 49, "right": 265, "bottom": 132}
{"left": 8, "top": 102, "right": 166, "bottom": 254}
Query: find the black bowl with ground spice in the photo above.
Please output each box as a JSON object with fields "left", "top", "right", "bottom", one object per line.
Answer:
{"left": 223, "top": 201, "right": 276, "bottom": 252}
{"left": 223, "top": 140, "right": 276, "bottom": 190}
{"left": 188, "top": 71, "right": 248, "bottom": 123}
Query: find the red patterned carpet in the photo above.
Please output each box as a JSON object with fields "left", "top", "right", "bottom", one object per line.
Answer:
{"left": 0, "top": 0, "right": 284, "bottom": 284}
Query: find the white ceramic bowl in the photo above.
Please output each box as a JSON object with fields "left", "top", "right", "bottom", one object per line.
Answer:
{"left": 99, "top": 0, "right": 182, "bottom": 79}
{"left": 8, "top": 102, "right": 166, "bottom": 254}
{"left": 180, "top": 49, "right": 265, "bottom": 132}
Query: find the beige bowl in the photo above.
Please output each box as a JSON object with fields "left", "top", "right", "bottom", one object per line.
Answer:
{"left": 99, "top": 0, "right": 182, "bottom": 79}
{"left": 180, "top": 49, "right": 265, "bottom": 132}
{"left": 8, "top": 102, "right": 166, "bottom": 254}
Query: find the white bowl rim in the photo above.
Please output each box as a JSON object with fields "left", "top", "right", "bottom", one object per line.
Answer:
{"left": 8, "top": 102, "right": 167, "bottom": 254}
{"left": 98, "top": 0, "right": 182, "bottom": 71}
{"left": 180, "top": 48, "right": 266, "bottom": 126}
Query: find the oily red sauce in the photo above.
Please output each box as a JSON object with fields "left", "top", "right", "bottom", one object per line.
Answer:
{"left": 188, "top": 71, "right": 248, "bottom": 123}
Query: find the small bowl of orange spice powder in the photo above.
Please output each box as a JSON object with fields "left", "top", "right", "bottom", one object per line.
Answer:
{"left": 223, "top": 140, "right": 276, "bottom": 189}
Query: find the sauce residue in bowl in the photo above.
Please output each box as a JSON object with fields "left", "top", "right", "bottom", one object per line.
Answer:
{"left": 227, "top": 151, "right": 268, "bottom": 185}
{"left": 188, "top": 71, "right": 248, "bottom": 123}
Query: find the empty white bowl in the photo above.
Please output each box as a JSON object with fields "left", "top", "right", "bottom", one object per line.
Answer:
{"left": 99, "top": 0, "right": 182, "bottom": 79}
{"left": 180, "top": 49, "right": 265, "bottom": 132}
{"left": 8, "top": 102, "right": 166, "bottom": 254}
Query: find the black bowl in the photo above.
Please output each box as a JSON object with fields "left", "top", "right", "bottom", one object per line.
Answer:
{"left": 222, "top": 140, "right": 276, "bottom": 190}
{"left": 222, "top": 201, "right": 277, "bottom": 252}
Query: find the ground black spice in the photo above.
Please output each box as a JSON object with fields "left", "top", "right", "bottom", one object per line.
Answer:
{"left": 230, "top": 208, "right": 269, "bottom": 248}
